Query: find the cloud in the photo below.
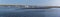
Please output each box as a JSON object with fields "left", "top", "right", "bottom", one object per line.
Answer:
{"left": 48, "top": 0, "right": 60, "bottom": 6}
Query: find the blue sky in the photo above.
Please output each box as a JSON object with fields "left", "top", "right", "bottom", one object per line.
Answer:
{"left": 0, "top": 0, "right": 49, "bottom": 5}
{"left": 0, "top": 0, "right": 60, "bottom": 6}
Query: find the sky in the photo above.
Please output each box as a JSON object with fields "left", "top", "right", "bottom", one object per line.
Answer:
{"left": 0, "top": 0, "right": 60, "bottom": 6}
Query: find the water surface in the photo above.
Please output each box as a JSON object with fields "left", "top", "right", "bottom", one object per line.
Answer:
{"left": 0, "top": 7, "right": 60, "bottom": 17}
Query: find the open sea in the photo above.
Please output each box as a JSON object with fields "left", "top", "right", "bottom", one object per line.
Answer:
{"left": 0, "top": 6, "right": 60, "bottom": 17}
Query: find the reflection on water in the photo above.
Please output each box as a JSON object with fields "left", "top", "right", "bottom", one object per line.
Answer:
{"left": 0, "top": 6, "right": 60, "bottom": 17}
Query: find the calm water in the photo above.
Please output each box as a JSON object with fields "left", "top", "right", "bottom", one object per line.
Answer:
{"left": 0, "top": 7, "right": 60, "bottom": 17}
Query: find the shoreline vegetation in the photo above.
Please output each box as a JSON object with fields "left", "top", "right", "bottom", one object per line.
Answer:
{"left": 0, "top": 5, "right": 60, "bottom": 9}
